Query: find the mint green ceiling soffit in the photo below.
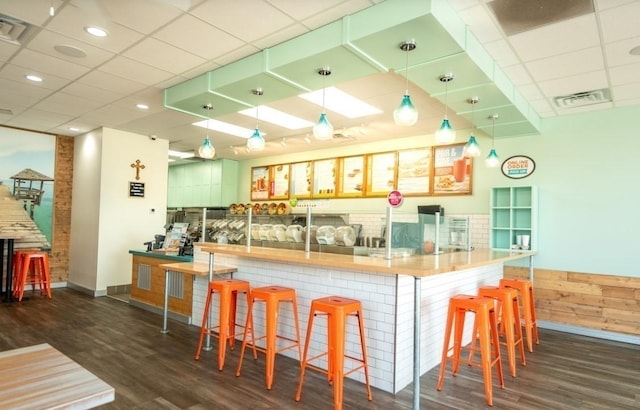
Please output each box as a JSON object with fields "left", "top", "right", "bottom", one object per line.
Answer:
{"left": 163, "top": 0, "right": 540, "bottom": 137}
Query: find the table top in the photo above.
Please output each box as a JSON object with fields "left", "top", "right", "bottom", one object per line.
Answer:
{"left": 158, "top": 261, "right": 237, "bottom": 276}
{"left": 196, "top": 243, "right": 535, "bottom": 278}
{"left": 0, "top": 343, "right": 115, "bottom": 410}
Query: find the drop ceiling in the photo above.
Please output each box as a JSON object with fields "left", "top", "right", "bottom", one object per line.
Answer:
{"left": 0, "top": 0, "right": 639, "bottom": 161}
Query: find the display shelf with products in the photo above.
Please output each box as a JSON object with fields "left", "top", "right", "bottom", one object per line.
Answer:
{"left": 490, "top": 186, "right": 537, "bottom": 251}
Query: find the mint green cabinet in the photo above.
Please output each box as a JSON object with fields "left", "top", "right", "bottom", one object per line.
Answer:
{"left": 167, "top": 159, "right": 238, "bottom": 207}
{"left": 490, "top": 186, "right": 537, "bottom": 251}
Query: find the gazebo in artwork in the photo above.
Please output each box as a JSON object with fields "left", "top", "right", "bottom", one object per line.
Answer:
{"left": 10, "top": 168, "right": 54, "bottom": 218}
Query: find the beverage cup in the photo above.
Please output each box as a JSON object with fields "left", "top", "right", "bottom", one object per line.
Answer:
{"left": 521, "top": 235, "right": 530, "bottom": 250}
{"left": 453, "top": 158, "right": 466, "bottom": 182}
{"left": 516, "top": 235, "right": 523, "bottom": 248}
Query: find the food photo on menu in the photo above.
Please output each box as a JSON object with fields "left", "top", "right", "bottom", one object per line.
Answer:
{"left": 433, "top": 144, "right": 472, "bottom": 194}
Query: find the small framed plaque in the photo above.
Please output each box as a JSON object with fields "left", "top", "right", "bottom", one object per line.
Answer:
{"left": 129, "top": 181, "right": 145, "bottom": 198}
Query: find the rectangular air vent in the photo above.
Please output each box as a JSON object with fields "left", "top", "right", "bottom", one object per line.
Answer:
{"left": 0, "top": 14, "right": 28, "bottom": 45}
{"left": 553, "top": 89, "right": 611, "bottom": 109}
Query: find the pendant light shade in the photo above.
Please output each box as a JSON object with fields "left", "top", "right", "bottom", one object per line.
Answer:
{"left": 463, "top": 97, "right": 481, "bottom": 158}
{"left": 247, "top": 88, "right": 265, "bottom": 151}
{"left": 435, "top": 74, "right": 455, "bottom": 144}
{"left": 485, "top": 114, "right": 500, "bottom": 168}
{"left": 394, "top": 40, "right": 418, "bottom": 126}
{"left": 198, "top": 104, "right": 216, "bottom": 159}
{"left": 313, "top": 67, "right": 334, "bottom": 140}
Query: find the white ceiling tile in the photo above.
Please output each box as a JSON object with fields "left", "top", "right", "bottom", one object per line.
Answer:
{"left": 609, "top": 62, "right": 640, "bottom": 86}
{"left": 267, "top": 0, "right": 357, "bottom": 21}
{"left": 122, "top": 37, "right": 206, "bottom": 75}
{"left": 298, "top": 0, "right": 375, "bottom": 30}
{"left": 457, "top": 5, "right": 503, "bottom": 43}
{"left": 0, "top": 0, "right": 52, "bottom": 26}
{"left": 34, "top": 92, "right": 105, "bottom": 116}
{"left": 190, "top": 0, "right": 295, "bottom": 43}
{"left": 595, "top": 0, "right": 638, "bottom": 11}
{"left": 525, "top": 47, "right": 604, "bottom": 82}
{"left": 25, "top": 28, "right": 115, "bottom": 68}
{"left": 6, "top": 107, "right": 74, "bottom": 130}
{"left": 447, "top": 0, "right": 483, "bottom": 12}
{"left": 99, "top": 0, "right": 185, "bottom": 34}
{"left": 612, "top": 82, "right": 640, "bottom": 101}
{"left": 253, "top": 23, "right": 309, "bottom": 50}
{"left": 0, "top": 63, "right": 68, "bottom": 91}
{"left": 537, "top": 70, "right": 608, "bottom": 97}
{"left": 599, "top": 1, "right": 640, "bottom": 43}
{"left": 528, "top": 98, "right": 555, "bottom": 115}
{"left": 518, "top": 84, "right": 545, "bottom": 101}
{"left": 508, "top": 14, "right": 600, "bottom": 62}
{"left": 153, "top": 14, "right": 246, "bottom": 60}
{"left": 61, "top": 81, "right": 124, "bottom": 104}
{"left": 501, "top": 64, "right": 533, "bottom": 86}
{"left": 0, "top": 40, "right": 19, "bottom": 62}
{"left": 99, "top": 56, "right": 174, "bottom": 86}
{"left": 11, "top": 49, "right": 92, "bottom": 80}
{"left": 483, "top": 39, "right": 520, "bottom": 66}
{"left": 78, "top": 70, "right": 147, "bottom": 95}
{"left": 604, "top": 36, "right": 640, "bottom": 67}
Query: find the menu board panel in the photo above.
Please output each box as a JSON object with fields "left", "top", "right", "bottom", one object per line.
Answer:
{"left": 367, "top": 151, "right": 396, "bottom": 196}
{"left": 270, "top": 163, "right": 290, "bottom": 199}
{"left": 432, "top": 143, "right": 472, "bottom": 195}
{"left": 312, "top": 158, "right": 337, "bottom": 197}
{"left": 338, "top": 155, "right": 365, "bottom": 197}
{"left": 250, "top": 166, "right": 270, "bottom": 200}
{"left": 397, "top": 148, "right": 431, "bottom": 195}
{"left": 289, "top": 161, "right": 312, "bottom": 198}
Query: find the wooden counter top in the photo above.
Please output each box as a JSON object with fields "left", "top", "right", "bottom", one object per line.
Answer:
{"left": 158, "top": 262, "right": 237, "bottom": 276}
{"left": 196, "top": 243, "right": 534, "bottom": 278}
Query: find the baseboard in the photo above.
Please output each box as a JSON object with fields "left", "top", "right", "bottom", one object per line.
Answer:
{"left": 128, "top": 298, "right": 191, "bottom": 325}
{"left": 538, "top": 320, "right": 639, "bottom": 346}
{"left": 66, "top": 282, "right": 108, "bottom": 297}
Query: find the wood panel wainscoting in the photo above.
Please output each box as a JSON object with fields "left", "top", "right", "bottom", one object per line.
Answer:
{"left": 504, "top": 266, "right": 640, "bottom": 339}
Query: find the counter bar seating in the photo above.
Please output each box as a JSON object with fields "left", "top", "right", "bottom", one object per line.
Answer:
{"left": 195, "top": 279, "right": 251, "bottom": 371}
{"left": 12, "top": 250, "right": 51, "bottom": 301}
{"left": 437, "top": 294, "right": 504, "bottom": 406}
{"left": 236, "top": 285, "right": 301, "bottom": 390}
{"left": 296, "top": 296, "right": 372, "bottom": 410}
{"left": 499, "top": 278, "right": 539, "bottom": 352}
{"left": 468, "top": 286, "right": 526, "bottom": 377}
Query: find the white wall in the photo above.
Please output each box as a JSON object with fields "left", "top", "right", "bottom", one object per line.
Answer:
{"left": 69, "top": 128, "right": 168, "bottom": 294}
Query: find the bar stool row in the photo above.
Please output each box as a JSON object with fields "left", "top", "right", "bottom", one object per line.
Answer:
{"left": 194, "top": 278, "right": 372, "bottom": 410}
{"left": 437, "top": 278, "right": 539, "bottom": 406}
{"left": 10, "top": 249, "right": 52, "bottom": 301}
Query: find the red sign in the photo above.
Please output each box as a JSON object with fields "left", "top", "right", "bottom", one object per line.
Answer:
{"left": 387, "top": 190, "right": 403, "bottom": 207}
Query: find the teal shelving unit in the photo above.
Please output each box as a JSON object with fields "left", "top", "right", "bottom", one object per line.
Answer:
{"left": 490, "top": 186, "right": 537, "bottom": 251}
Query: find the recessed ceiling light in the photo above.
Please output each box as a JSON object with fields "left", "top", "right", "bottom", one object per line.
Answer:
{"left": 136, "top": 103, "right": 149, "bottom": 110}
{"left": 26, "top": 75, "right": 43, "bottom": 82}
{"left": 84, "top": 26, "right": 108, "bottom": 37}
{"left": 299, "top": 87, "right": 382, "bottom": 118}
{"left": 630, "top": 45, "right": 640, "bottom": 56}
{"left": 168, "top": 150, "right": 195, "bottom": 159}
{"left": 193, "top": 119, "right": 261, "bottom": 139}
{"left": 238, "top": 105, "right": 313, "bottom": 129}
{"left": 69, "top": 127, "right": 80, "bottom": 132}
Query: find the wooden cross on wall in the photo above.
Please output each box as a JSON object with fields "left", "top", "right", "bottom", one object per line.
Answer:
{"left": 131, "top": 159, "right": 145, "bottom": 180}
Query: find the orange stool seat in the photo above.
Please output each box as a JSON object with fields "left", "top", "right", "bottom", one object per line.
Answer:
{"left": 195, "top": 279, "right": 251, "bottom": 371}
{"left": 12, "top": 250, "right": 51, "bottom": 301}
{"left": 236, "top": 286, "right": 301, "bottom": 390}
{"left": 469, "top": 286, "right": 526, "bottom": 377}
{"left": 499, "top": 278, "right": 539, "bottom": 352}
{"left": 437, "top": 294, "right": 504, "bottom": 406}
{"left": 295, "top": 296, "right": 372, "bottom": 410}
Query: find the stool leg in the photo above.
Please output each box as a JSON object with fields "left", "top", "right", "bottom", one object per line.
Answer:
{"left": 451, "top": 307, "right": 466, "bottom": 376}
{"left": 331, "top": 308, "right": 346, "bottom": 410}
{"left": 195, "top": 288, "right": 214, "bottom": 360}
{"left": 512, "top": 297, "right": 526, "bottom": 367}
{"left": 437, "top": 302, "right": 455, "bottom": 390}
{"left": 356, "top": 310, "right": 373, "bottom": 400}
{"left": 217, "top": 288, "right": 232, "bottom": 371}
{"left": 529, "top": 287, "right": 540, "bottom": 346}
{"left": 501, "top": 296, "right": 517, "bottom": 377}
{"left": 295, "top": 307, "right": 317, "bottom": 402}
{"left": 235, "top": 296, "right": 258, "bottom": 377}
{"left": 520, "top": 290, "right": 534, "bottom": 353}
{"left": 265, "top": 296, "right": 278, "bottom": 390}
{"left": 490, "top": 307, "right": 505, "bottom": 390}
{"left": 291, "top": 296, "right": 302, "bottom": 363}
{"left": 477, "top": 307, "right": 494, "bottom": 406}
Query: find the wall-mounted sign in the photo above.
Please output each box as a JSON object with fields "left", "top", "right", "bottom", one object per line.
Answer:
{"left": 387, "top": 190, "right": 403, "bottom": 207}
{"left": 501, "top": 155, "right": 536, "bottom": 179}
{"left": 129, "top": 181, "right": 145, "bottom": 198}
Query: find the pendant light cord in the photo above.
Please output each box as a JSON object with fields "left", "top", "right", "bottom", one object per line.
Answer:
{"left": 403, "top": 47, "right": 409, "bottom": 94}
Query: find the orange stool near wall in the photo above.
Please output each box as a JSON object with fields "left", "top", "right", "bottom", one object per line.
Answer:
{"left": 236, "top": 286, "right": 301, "bottom": 390}
{"left": 12, "top": 250, "right": 51, "bottom": 301}
{"left": 469, "top": 286, "right": 526, "bottom": 377}
{"left": 295, "top": 296, "right": 372, "bottom": 410}
{"left": 437, "top": 294, "right": 504, "bottom": 406}
{"left": 195, "top": 279, "right": 251, "bottom": 371}
{"left": 499, "top": 278, "right": 539, "bottom": 352}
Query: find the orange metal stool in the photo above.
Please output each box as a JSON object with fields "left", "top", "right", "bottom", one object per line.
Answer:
{"left": 437, "top": 294, "right": 504, "bottom": 406}
{"left": 13, "top": 251, "right": 51, "bottom": 301}
{"left": 295, "top": 296, "right": 372, "bottom": 410}
{"left": 236, "top": 286, "right": 301, "bottom": 390}
{"left": 499, "top": 278, "right": 539, "bottom": 352}
{"left": 195, "top": 279, "right": 251, "bottom": 371}
{"left": 469, "top": 286, "right": 526, "bottom": 377}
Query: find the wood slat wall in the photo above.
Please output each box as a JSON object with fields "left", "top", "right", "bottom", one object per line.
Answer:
{"left": 504, "top": 266, "right": 640, "bottom": 336}
{"left": 50, "top": 136, "right": 73, "bottom": 282}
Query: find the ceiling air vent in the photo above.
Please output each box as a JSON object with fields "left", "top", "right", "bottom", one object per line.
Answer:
{"left": 0, "top": 14, "right": 28, "bottom": 45}
{"left": 553, "top": 89, "right": 611, "bottom": 109}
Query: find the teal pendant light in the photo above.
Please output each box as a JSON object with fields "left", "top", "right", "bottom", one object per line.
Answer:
{"left": 313, "top": 67, "right": 333, "bottom": 140}
{"left": 463, "top": 97, "right": 481, "bottom": 158}
{"left": 485, "top": 114, "right": 500, "bottom": 168}
{"left": 246, "top": 88, "right": 265, "bottom": 151}
{"left": 394, "top": 40, "right": 418, "bottom": 126}
{"left": 198, "top": 104, "right": 216, "bottom": 159}
{"left": 435, "top": 73, "right": 456, "bottom": 144}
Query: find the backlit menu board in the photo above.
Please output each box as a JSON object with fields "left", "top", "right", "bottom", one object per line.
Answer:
{"left": 250, "top": 166, "right": 269, "bottom": 200}
{"left": 397, "top": 148, "right": 431, "bottom": 195}
{"left": 270, "top": 163, "right": 290, "bottom": 199}
{"left": 289, "top": 161, "right": 312, "bottom": 198}
{"left": 433, "top": 143, "right": 472, "bottom": 195}
{"left": 338, "top": 155, "right": 364, "bottom": 197}
{"left": 367, "top": 152, "right": 396, "bottom": 196}
{"left": 313, "top": 158, "right": 336, "bottom": 197}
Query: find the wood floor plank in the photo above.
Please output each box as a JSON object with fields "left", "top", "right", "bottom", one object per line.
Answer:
{"left": 0, "top": 288, "right": 638, "bottom": 409}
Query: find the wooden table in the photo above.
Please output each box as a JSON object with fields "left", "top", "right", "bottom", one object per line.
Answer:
{"left": 0, "top": 343, "right": 115, "bottom": 409}
{"left": 158, "top": 262, "right": 237, "bottom": 334}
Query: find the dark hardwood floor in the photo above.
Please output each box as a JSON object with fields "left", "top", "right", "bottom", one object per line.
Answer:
{"left": 1, "top": 288, "right": 638, "bottom": 409}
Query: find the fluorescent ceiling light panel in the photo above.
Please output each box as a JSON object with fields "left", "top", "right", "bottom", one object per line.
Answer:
{"left": 299, "top": 87, "right": 383, "bottom": 118}
{"left": 168, "top": 150, "right": 195, "bottom": 159}
{"left": 238, "top": 106, "right": 314, "bottom": 129}
{"left": 193, "top": 119, "right": 259, "bottom": 139}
